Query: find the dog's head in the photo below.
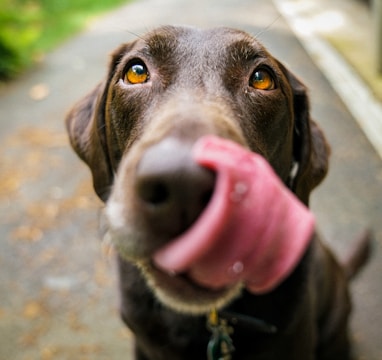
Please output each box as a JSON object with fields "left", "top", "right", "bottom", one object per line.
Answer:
{"left": 66, "top": 26, "right": 329, "bottom": 313}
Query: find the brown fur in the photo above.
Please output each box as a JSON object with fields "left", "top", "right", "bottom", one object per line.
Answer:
{"left": 66, "top": 26, "right": 369, "bottom": 359}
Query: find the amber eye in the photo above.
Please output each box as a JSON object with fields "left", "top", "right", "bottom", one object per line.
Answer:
{"left": 250, "top": 68, "right": 275, "bottom": 90}
{"left": 124, "top": 62, "right": 149, "bottom": 84}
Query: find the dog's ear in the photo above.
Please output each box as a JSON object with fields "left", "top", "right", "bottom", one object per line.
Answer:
{"left": 65, "top": 44, "right": 130, "bottom": 201}
{"left": 279, "top": 63, "right": 330, "bottom": 206}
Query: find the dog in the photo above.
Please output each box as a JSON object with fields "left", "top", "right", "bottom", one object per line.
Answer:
{"left": 66, "top": 26, "right": 370, "bottom": 360}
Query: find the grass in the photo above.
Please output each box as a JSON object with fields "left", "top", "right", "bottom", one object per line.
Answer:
{"left": 0, "top": 0, "right": 132, "bottom": 80}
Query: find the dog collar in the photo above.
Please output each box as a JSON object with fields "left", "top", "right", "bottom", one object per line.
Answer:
{"left": 206, "top": 308, "right": 277, "bottom": 359}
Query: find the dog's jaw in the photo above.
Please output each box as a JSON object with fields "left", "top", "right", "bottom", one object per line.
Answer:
{"left": 105, "top": 198, "right": 244, "bottom": 315}
{"left": 136, "top": 260, "right": 244, "bottom": 315}
{"left": 104, "top": 134, "right": 314, "bottom": 315}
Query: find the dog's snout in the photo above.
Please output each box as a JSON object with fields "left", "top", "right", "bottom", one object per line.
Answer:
{"left": 135, "top": 139, "right": 216, "bottom": 237}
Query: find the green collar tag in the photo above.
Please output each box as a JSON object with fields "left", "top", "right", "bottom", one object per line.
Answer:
{"left": 207, "top": 309, "right": 235, "bottom": 360}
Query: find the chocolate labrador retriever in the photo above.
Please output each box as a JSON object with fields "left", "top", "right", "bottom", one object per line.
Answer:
{"left": 66, "top": 26, "right": 369, "bottom": 360}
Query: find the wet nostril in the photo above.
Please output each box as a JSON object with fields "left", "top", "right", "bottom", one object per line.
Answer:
{"left": 201, "top": 188, "right": 214, "bottom": 208}
{"left": 137, "top": 180, "right": 170, "bottom": 206}
{"left": 134, "top": 138, "right": 216, "bottom": 237}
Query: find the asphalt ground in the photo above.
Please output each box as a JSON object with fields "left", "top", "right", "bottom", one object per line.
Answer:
{"left": 0, "top": 0, "right": 381, "bottom": 359}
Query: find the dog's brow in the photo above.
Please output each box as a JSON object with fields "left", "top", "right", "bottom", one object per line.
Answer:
{"left": 227, "top": 38, "right": 265, "bottom": 63}
{"left": 142, "top": 32, "right": 178, "bottom": 61}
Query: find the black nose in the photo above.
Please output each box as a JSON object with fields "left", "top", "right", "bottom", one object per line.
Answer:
{"left": 135, "top": 138, "right": 216, "bottom": 238}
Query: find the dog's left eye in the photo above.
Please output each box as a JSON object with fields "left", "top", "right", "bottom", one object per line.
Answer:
{"left": 250, "top": 69, "right": 276, "bottom": 90}
{"left": 124, "top": 62, "right": 149, "bottom": 84}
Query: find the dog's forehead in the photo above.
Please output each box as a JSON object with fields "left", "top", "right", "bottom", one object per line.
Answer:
{"left": 139, "top": 26, "right": 268, "bottom": 61}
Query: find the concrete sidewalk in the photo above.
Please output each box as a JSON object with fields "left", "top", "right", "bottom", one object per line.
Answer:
{"left": 0, "top": 0, "right": 381, "bottom": 359}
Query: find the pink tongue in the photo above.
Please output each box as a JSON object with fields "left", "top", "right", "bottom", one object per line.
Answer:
{"left": 153, "top": 136, "right": 314, "bottom": 294}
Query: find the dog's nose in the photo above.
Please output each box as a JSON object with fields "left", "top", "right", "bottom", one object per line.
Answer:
{"left": 135, "top": 138, "right": 216, "bottom": 237}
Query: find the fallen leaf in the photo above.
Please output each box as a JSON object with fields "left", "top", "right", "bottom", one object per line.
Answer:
{"left": 11, "top": 225, "right": 43, "bottom": 242}
{"left": 5, "top": 127, "right": 68, "bottom": 149}
{"left": 94, "top": 260, "right": 110, "bottom": 287}
{"left": 29, "top": 83, "right": 50, "bottom": 101}
{"left": 27, "top": 202, "right": 59, "bottom": 222}
{"left": 67, "top": 311, "right": 88, "bottom": 332}
{"left": 36, "top": 248, "right": 58, "bottom": 265}
{"left": 119, "top": 327, "right": 133, "bottom": 340}
{"left": 0, "top": 172, "right": 22, "bottom": 195}
{"left": 79, "top": 344, "right": 102, "bottom": 354}
{"left": 40, "top": 346, "right": 59, "bottom": 360}
{"left": 23, "top": 301, "right": 43, "bottom": 319}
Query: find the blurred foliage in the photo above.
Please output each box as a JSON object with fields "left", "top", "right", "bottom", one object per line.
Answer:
{"left": 0, "top": 0, "right": 130, "bottom": 80}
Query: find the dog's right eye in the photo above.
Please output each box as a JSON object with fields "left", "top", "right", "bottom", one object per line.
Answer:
{"left": 124, "top": 62, "right": 149, "bottom": 84}
{"left": 250, "top": 68, "right": 276, "bottom": 91}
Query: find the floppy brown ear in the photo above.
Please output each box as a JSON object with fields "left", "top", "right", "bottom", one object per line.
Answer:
{"left": 65, "top": 83, "right": 112, "bottom": 201}
{"left": 65, "top": 44, "right": 130, "bottom": 201}
{"left": 280, "top": 63, "right": 330, "bottom": 206}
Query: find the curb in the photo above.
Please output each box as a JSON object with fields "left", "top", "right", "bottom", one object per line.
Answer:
{"left": 274, "top": 0, "right": 382, "bottom": 160}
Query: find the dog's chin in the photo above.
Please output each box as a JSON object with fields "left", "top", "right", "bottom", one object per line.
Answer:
{"left": 135, "top": 260, "right": 243, "bottom": 315}
{"left": 106, "top": 229, "right": 243, "bottom": 314}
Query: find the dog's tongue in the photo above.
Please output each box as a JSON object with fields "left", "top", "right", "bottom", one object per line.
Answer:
{"left": 153, "top": 136, "right": 314, "bottom": 294}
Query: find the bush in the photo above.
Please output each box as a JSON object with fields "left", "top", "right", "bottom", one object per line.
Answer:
{"left": 0, "top": 0, "right": 41, "bottom": 80}
{"left": 0, "top": 0, "right": 129, "bottom": 80}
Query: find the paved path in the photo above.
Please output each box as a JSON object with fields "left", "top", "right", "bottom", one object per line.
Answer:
{"left": 0, "top": 0, "right": 381, "bottom": 359}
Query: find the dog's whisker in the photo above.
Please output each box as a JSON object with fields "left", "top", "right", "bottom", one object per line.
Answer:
{"left": 124, "top": 29, "right": 145, "bottom": 41}
{"left": 254, "top": 15, "right": 282, "bottom": 39}
{"left": 97, "top": 123, "right": 106, "bottom": 131}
